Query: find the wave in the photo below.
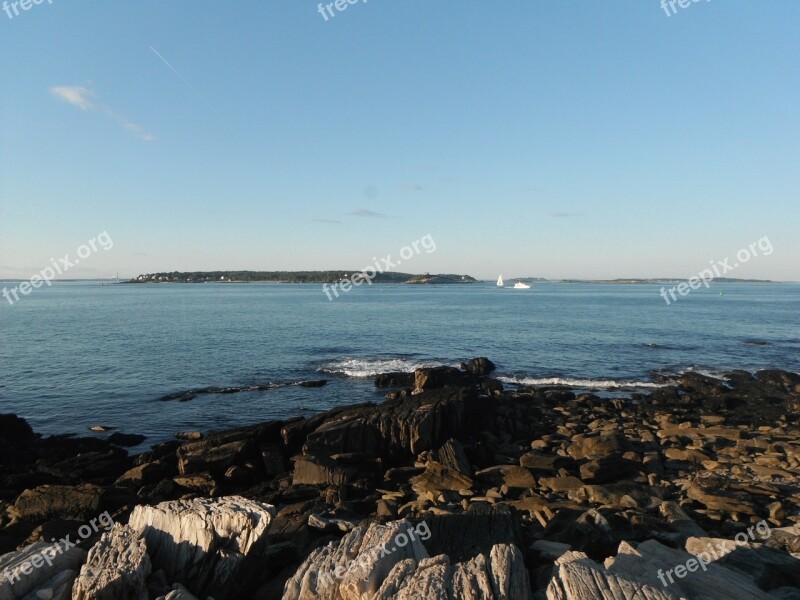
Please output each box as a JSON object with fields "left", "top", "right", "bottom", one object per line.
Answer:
{"left": 318, "top": 357, "right": 456, "bottom": 378}
{"left": 498, "top": 376, "right": 671, "bottom": 390}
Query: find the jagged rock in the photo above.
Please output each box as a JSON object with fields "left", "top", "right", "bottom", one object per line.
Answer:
{"left": 0, "top": 540, "right": 86, "bottom": 600}
{"left": 292, "top": 454, "right": 357, "bottom": 486}
{"left": 374, "top": 372, "right": 415, "bottom": 388}
{"left": 128, "top": 496, "right": 275, "bottom": 600}
{"left": 685, "top": 535, "right": 800, "bottom": 589}
{"left": 303, "top": 387, "right": 481, "bottom": 459}
{"left": 11, "top": 485, "right": 102, "bottom": 522}
{"left": 413, "top": 366, "right": 474, "bottom": 393}
{"left": 177, "top": 439, "right": 250, "bottom": 476}
{"left": 115, "top": 462, "right": 166, "bottom": 487}
{"left": 546, "top": 540, "right": 773, "bottom": 599}
{"left": 566, "top": 433, "right": 625, "bottom": 460}
{"left": 480, "top": 378, "right": 504, "bottom": 396}
{"left": 72, "top": 524, "right": 150, "bottom": 600}
{"left": 282, "top": 516, "right": 531, "bottom": 599}
{"left": 435, "top": 439, "right": 473, "bottom": 477}
{"left": 462, "top": 357, "right": 497, "bottom": 376}
{"left": 172, "top": 472, "right": 217, "bottom": 495}
{"left": 411, "top": 462, "right": 473, "bottom": 494}
{"left": 685, "top": 475, "right": 759, "bottom": 515}
{"left": 579, "top": 454, "right": 639, "bottom": 484}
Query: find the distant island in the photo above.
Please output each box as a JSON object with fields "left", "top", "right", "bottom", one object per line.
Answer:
{"left": 125, "top": 271, "right": 477, "bottom": 285}
{"left": 556, "top": 278, "right": 776, "bottom": 284}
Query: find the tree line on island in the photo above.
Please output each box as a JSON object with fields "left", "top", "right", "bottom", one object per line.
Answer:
{"left": 125, "top": 271, "right": 478, "bottom": 284}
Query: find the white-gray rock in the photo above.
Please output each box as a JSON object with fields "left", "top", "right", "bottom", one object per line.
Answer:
{"left": 128, "top": 495, "right": 274, "bottom": 600}
{"left": 71, "top": 524, "right": 150, "bottom": 600}
{"left": 0, "top": 541, "right": 86, "bottom": 600}
{"left": 546, "top": 540, "right": 773, "bottom": 600}
{"left": 282, "top": 518, "right": 532, "bottom": 599}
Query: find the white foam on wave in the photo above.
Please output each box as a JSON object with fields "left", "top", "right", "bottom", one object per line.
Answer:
{"left": 498, "top": 376, "right": 671, "bottom": 390}
{"left": 319, "top": 357, "right": 456, "bottom": 378}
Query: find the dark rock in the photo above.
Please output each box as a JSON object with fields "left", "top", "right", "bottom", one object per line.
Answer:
{"left": 462, "top": 357, "right": 497, "bottom": 376}
{"left": 107, "top": 432, "right": 147, "bottom": 447}
{"left": 374, "top": 372, "right": 415, "bottom": 388}
{"left": 480, "top": 377, "right": 504, "bottom": 396}
{"left": 413, "top": 366, "right": 475, "bottom": 393}
{"left": 0, "top": 414, "right": 36, "bottom": 450}
{"left": 12, "top": 484, "right": 103, "bottom": 521}
{"left": 297, "top": 380, "right": 327, "bottom": 388}
{"left": 303, "top": 386, "right": 481, "bottom": 460}
{"left": 579, "top": 454, "right": 640, "bottom": 484}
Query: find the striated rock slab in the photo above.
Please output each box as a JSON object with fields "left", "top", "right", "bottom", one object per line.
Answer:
{"left": 303, "top": 386, "right": 481, "bottom": 459}
{"left": 283, "top": 517, "right": 531, "bottom": 599}
{"left": 546, "top": 540, "right": 773, "bottom": 600}
{"left": 128, "top": 496, "right": 275, "bottom": 600}
{"left": 0, "top": 540, "right": 86, "bottom": 600}
{"left": 72, "top": 524, "right": 150, "bottom": 600}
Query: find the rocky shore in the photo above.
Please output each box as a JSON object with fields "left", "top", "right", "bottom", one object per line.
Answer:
{"left": 2, "top": 358, "right": 799, "bottom": 599}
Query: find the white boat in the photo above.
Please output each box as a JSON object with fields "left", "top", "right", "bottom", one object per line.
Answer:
{"left": 513, "top": 280, "right": 531, "bottom": 289}
{"left": 497, "top": 275, "right": 504, "bottom": 287}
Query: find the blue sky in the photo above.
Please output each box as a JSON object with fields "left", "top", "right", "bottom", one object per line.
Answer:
{"left": 1, "top": 1, "right": 798, "bottom": 281}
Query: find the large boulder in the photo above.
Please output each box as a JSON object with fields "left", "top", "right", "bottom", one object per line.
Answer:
{"left": 0, "top": 540, "right": 86, "bottom": 600}
{"left": 546, "top": 540, "right": 773, "bottom": 599}
{"left": 72, "top": 524, "right": 151, "bottom": 600}
{"left": 303, "top": 387, "right": 481, "bottom": 460}
{"left": 128, "top": 496, "right": 275, "bottom": 600}
{"left": 413, "top": 367, "right": 474, "bottom": 394}
{"left": 462, "top": 357, "right": 497, "bottom": 376}
{"left": 11, "top": 484, "right": 103, "bottom": 522}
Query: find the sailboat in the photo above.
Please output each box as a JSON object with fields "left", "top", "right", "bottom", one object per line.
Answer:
{"left": 497, "top": 275, "right": 504, "bottom": 287}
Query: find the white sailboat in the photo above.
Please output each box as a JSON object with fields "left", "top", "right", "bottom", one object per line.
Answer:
{"left": 497, "top": 275, "right": 504, "bottom": 287}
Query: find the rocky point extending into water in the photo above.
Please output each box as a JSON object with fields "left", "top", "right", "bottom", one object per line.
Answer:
{"left": 1, "top": 357, "right": 799, "bottom": 599}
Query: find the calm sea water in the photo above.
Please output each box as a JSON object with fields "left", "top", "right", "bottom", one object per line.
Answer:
{"left": 1, "top": 281, "right": 798, "bottom": 447}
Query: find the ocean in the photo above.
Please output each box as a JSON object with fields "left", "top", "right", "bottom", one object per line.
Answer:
{"left": 1, "top": 280, "right": 798, "bottom": 447}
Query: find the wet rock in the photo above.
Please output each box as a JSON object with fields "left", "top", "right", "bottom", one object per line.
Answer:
{"left": 374, "top": 372, "right": 415, "bottom": 388}
{"left": 413, "top": 366, "right": 475, "bottom": 394}
{"left": 107, "top": 433, "right": 147, "bottom": 447}
{"left": 462, "top": 357, "right": 497, "bottom": 376}
{"left": 303, "top": 387, "right": 481, "bottom": 459}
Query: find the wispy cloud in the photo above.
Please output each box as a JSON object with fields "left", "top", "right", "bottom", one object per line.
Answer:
{"left": 403, "top": 184, "right": 424, "bottom": 191}
{"left": 313, "top": 218, "right": 342, "bottom": 224}
{"left": 347, "top": 209, "right": 388, "bottom": 219}
{"left": 51, "top": 86, "right": 95, "bottom": 110}
{"left": 50, "top": 85, "right": 155, "bottom": 141}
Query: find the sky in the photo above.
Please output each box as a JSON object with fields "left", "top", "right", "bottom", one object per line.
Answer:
{"left": 1, "top": 1, "right": 798, "bottom": 281}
